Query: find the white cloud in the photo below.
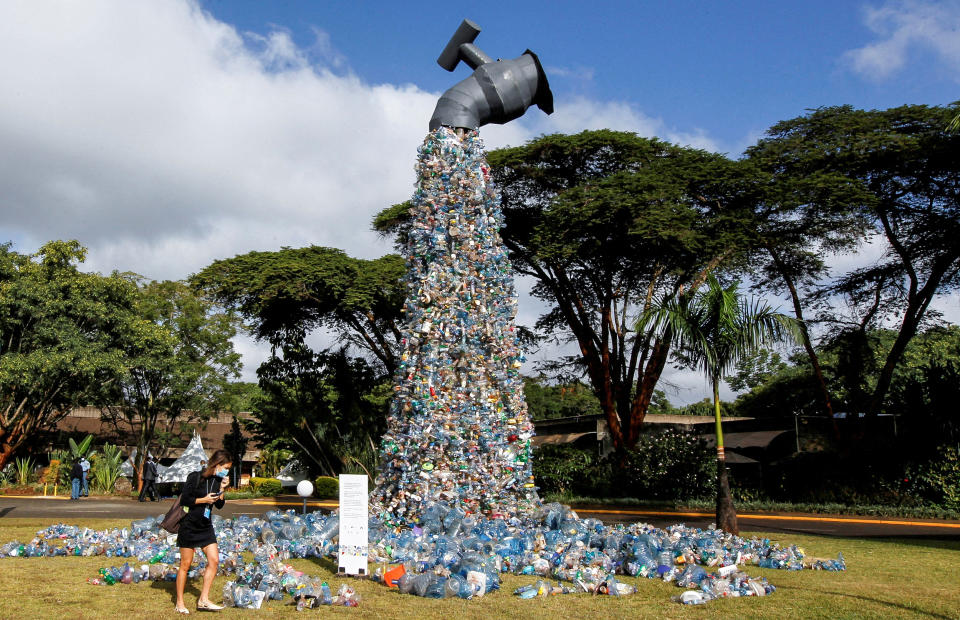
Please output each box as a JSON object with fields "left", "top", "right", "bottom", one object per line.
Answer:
{"left": 0, "top": 0, "right": 726, "bottom": 383}
{"left": 513, "top": 97, "right": 721, "bottom": 152}
{"left": 843, "top": 1, "right": 960, "bottom": 80}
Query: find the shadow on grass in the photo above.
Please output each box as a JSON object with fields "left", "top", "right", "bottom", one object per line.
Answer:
{"left": 149, "top": 577, "right": 199, "bottom": 607}
{"left": 300, "top": 555, "right": 339, "bottom": 574}
{"left": 777, "top": 583, "right": 955, "bottom": 620}
{"left": 743, "top": 524, "right": 960, "bottom": 543}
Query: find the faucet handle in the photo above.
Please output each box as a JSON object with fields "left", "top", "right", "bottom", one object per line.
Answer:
{"left": 437, "top": 19, "right": 492, "bottom": 71}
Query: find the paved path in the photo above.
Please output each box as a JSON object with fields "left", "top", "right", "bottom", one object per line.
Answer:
{"left": 571, "top": 505, "right": 960, "bottom": 538}
{"left": 1, "top": 496, "right": 958, "bottom": 539}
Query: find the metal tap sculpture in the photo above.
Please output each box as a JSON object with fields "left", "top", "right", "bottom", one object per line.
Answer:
{"left": 429, "top": 19, "right": 554, "bottom": 130}
{"left": 372, "top": 19, "right": 553, "bottom": 524}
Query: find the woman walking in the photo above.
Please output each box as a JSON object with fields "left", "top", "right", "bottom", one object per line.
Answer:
{"left": 174, "top": 449, "right": 232, "bottom": 614}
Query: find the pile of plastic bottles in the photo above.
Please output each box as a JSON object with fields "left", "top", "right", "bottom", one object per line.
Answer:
{"left": 364, "top": 501, "right": 843, "bottom": 605}
{"left": 513, "top": 573, "right": 637, "bottom": 598}
{"left": 1, "top": 502, "right": 845, "bottom": 607}
{"left": 219, "top": 559, "right": 360, "bottom": 609}
{"left": 370, "top": 127, "right": 538, "bottom": 525}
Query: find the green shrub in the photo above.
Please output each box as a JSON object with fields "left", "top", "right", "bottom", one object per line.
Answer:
{"left": 15, "top": 456, "right": 36, "bottom": 486}
{"left": 313, "top": 476, "right": 339, "bottom": 499}
{"left": 249, "top": 477, "right": 283, "bottom": 496}
{"left": 889, "top": 445, "right": 960, "bottom": 511}
{"left": 532, "top": 445, "right": 595, "bottom": 496}
{"left": 600, "top": 429, "right": 716, "bottom": 500}
{"left": 91, "top": 444, "right": 123, "bottom": 494}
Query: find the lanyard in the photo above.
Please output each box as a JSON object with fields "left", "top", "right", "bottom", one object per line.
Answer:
{"left": 202, "top": 476, "right": 215, "bottom": 519}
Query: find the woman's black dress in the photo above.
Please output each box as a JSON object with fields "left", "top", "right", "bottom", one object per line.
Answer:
{"left": 176, "top": 470, "right": 225, "bottom": 549}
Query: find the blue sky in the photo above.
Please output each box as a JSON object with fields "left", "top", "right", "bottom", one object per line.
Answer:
{"left": 1, "top": 1, "right": 957, "bottom": 401}
{"left": 200, "top": 0, "right": 959, "bottom": 155}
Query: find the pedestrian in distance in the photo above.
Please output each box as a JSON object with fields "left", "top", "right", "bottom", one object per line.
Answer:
{"left": 174, "top": 449, "right": 231, "bottom": 614}
{"left": 80, "top": 456, "right": 91, "bottom": 497}
{"left": 138, "top": 455, "right": 158, "bottom": 502}
{"left": 70, "top": 460, "right": 83, "bottom": 500}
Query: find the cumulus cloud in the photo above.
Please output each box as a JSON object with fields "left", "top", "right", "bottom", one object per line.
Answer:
{"left": 843, "top": 0, "right": 960, "bottom": 80}
{"left": 0, "top": 1, "right": 709, "bottom": 280}
{"left": 0, "top": 0, "right": 725, "bottom": 385}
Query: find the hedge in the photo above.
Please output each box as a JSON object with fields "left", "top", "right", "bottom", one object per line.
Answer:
{"left": 248, "top": 477, "right": 283, "bottom": 496}
{"left": 314, "top": 476, "right": 339, "bottom": 499}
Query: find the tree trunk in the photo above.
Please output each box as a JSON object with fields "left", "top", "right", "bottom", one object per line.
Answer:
{"left": 626, "top": 335, "right": 671, "bottom": 447}
{"left": 866, "top": 294, "right": 931, "bottom": 416}
{"left": 766, "top": 244, "right": 837, "bottom": 432}
{"left": 713, "top": 378, "right": 738, "bottom": 534}
{"left": 0, "top": 441, "right": 16, "bottom": 473}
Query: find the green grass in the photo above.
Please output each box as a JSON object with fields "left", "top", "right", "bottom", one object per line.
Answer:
{"left": 547, "top": 494, "right": 960, "bottom": 521}
{"left": 0, "top": 518, "right": 957, "bottom": 619}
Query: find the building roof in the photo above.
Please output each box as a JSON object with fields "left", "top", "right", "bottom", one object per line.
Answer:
{"left": 51, "top": 407, "right": 260, "bottom": 462}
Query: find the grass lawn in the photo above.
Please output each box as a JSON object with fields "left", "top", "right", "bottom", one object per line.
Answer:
{"left": 0, "top": 518, "right": 957, "bottom": 619}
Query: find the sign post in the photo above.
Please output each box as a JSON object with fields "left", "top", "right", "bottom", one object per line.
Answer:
{"left": 337, "top": 474, "right": 368, "bottom": 575}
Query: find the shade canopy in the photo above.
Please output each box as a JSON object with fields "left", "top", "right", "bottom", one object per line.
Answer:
{"left": 158, "top": 433, "right": 209, "bottom": 483}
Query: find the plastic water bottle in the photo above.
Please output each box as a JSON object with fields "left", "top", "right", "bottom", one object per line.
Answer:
{"left": 222, "top": 582, "right": 235, "bottom": 608}
{"left": 657, "top": 551, "right": 673, "bottom": 576}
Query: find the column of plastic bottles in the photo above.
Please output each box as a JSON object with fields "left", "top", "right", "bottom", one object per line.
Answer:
{"left": 370, "top": 126, "right": 539, "bottom": 525}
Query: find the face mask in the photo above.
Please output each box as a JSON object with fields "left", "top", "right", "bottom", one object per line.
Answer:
{"left": 215, "top": 468, "right": 229, "bottom": 479}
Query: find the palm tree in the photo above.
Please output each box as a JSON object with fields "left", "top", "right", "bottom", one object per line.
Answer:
{"left": 638, "top": 274, "right": 800, "bottom": 533}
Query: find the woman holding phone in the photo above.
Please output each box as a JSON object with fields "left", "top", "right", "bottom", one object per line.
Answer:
{"left": 174, "top": 449, "right": 232, "bottom": 613}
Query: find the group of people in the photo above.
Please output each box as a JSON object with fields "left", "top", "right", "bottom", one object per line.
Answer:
{"left": 68, "top": 456, "right": 90, "bottom": 500}
{"left": 68, "top": 453, "right": 164, "bottom": 501}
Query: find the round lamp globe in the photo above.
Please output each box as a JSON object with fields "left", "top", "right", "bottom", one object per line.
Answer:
{"left": 296, "top": 480, "right": 314, "bottom": 498}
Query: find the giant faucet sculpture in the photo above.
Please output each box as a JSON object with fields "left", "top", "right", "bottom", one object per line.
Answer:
{"left": 430, "top": 19, "right": 553, "bottom": 130}
{"left": 371, "top": 20, "right": 553, "bottom": 525}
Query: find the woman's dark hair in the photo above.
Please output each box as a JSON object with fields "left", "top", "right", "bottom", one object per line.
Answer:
{"left": 202, "top": 449, "right": 232, "bottom": 478}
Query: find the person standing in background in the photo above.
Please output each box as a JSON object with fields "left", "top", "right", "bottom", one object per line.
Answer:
{"left": 70, "top": 460, "right": 83, "bottom": 500}
{"left": 139, "top": 455, "right": 158, "bottom": 502}
{"left": 80, "top": 456, "right": 91, "bottom": 497}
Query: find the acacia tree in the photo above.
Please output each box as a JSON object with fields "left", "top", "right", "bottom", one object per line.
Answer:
{"left": 740, "top": 157, "right": 869, "bottom": 421}
{"left": 192, "top": 248, "right": 402, "bottom": 476}
{"left": 97, "top": 280, "right": 242, "bottom": 490}
{"left": 247, "top": 344, "right": 391, "bottom": 477}
{"left": 639, "top": 275, "right": 799, "bottom": 533}
{"left": 748, "top": 104, "right": 960, "bottom": 415}
{"left": 439, "top": 130, "right": 759, "bottom": 450}
{"left": 192, "top": 247, "right": 405, "bottom": 374}
{"left": 0, "top": 241, "right": 146, "bottom": 470}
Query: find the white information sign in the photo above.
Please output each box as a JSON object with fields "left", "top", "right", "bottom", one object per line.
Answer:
{"left": 337, "top": 474, "right": 369, "bottom": 575}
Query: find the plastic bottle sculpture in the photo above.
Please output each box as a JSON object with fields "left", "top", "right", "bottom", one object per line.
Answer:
{"left": 371, "top": 20, "right": 553, "bottom": 525}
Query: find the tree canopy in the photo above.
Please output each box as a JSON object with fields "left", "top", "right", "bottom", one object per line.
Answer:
{"left": 747, "top": 104, "right": 960, "bottom": 416}
{"left": 487, "top": 130, "right": 761, "bottom": 449}
{"left": 192, "top": 246, "right": 405, "bottom": 373}
{"left": 95, "top": 279, "right": 242, "bottom": 487}
{"left": 0, "top": 241, "right": 149, "bottom": 470}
